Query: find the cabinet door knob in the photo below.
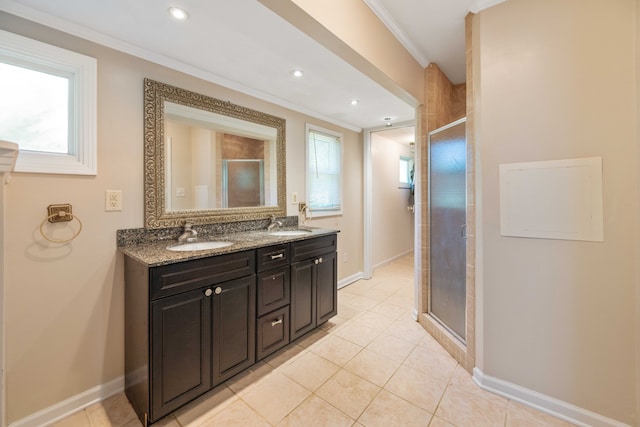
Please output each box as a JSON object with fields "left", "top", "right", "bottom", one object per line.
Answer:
{"left": 204, "top": 289, "right": 213, "bottom": 297}
{"left": 319, "top": 257, "right": 323, "bottom": 263}
{"left": 215, "top": 287, "right": 222, "bottom": 295}
{"left": 314, "top": 259, "right": 319, "bottom": 265}
{"left": 271, "top": 318, "right": 283, "bottom": 326}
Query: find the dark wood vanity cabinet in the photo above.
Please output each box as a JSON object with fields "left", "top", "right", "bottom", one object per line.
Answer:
{"left": 125, "top": 250, "right": 255, "bottom": 424}
{"left": 290, "top": 235, "right": 338, "bottom": 340}
{"left": 124, "top": 233, "right": 337, "bottom": 425}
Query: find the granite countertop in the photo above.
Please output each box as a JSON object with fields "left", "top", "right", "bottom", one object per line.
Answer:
{"left": 119, "top": 227, "right": 339, "bottom": 267}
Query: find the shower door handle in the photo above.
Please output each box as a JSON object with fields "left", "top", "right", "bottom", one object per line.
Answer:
{"left": 461, "top": 224, "right": 468, "bottom": 240}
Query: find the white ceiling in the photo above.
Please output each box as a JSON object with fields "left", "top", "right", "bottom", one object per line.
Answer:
{"left": 0, "top": 0, "right": 503, "bottom": 131}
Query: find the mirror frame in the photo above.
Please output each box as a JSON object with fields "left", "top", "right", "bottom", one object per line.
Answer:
{"left": 144, "top": 78, "right": 286, "bottom": 229}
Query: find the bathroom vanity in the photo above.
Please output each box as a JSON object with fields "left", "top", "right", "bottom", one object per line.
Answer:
{"left": 120, "top": 229, "right": 337, "bottom": 425}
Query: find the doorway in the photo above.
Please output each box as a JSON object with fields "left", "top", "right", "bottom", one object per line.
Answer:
{"left": 363, "top": 122, "right": 416, "bottom": 280}
{"left": 428, "top": 118, "right": 467, "bottom": 342}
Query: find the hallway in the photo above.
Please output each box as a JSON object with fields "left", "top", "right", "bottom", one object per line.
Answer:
{"left": 53, "top": 253, "right": 574, "bottom": 427}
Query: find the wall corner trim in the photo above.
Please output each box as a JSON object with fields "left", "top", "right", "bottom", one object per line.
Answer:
{"left": 9, "top": 376, "right": 124, "bottom": 427}
{"left": 472, "top": 368, "right": 632, "bottom": 427}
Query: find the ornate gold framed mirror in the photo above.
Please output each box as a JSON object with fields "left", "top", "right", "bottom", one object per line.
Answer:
{"left": 144, "top": 78, "right": 286, "bottom": 229}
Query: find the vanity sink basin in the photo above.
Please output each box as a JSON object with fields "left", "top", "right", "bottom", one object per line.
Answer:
{"left": 167, "top": 241, "right": 233, "bottom": 252}
{"left": 269, "top": 230, "right": 312, "bottom": 237}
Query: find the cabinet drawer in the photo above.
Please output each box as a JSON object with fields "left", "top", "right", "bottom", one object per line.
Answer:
{"left": 291, "top": 235, "right": 337, "bottom": 262}
{"left": 257, "top": 266, "right": 290, "bottom": 317}
{"left": 256, "top": 244, "right": 290, "bottom": 272}
{"left": 256, "top": 306, "right": 289, "bottom": 361}
{"left": 150, "top": 251, "right": 255, "bottom": 300}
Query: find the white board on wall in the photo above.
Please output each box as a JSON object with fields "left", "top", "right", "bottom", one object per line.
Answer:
{"left": 499, "top": 157, "right": 603, "bottom": 242}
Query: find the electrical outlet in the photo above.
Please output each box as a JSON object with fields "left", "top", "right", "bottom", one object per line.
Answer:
{"left": 105, "top": 190, "right": 122, "bottom": 211}
{"left": 291, "top": 192, "right": 298, "bottom": 204}
{"left": 343, "top": 251, "right": 349, "bottom": 263}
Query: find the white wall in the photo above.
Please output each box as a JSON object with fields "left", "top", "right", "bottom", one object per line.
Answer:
{"left": 475, "top": 0, "right": 638, "bottom": 424}
{"left": 0, "top": 12, "right": 364, "bottom": 423}
{"left": 371, "top": 132, "right": 414, "bottom": 268}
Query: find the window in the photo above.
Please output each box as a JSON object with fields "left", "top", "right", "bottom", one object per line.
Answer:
{"left": 0, "top": 30, "right": 97, "bottom": 174}
{"left": 306, "top": 124, "right": 342, "bottom": 216}
{"left": 399, "top": 156, "right": 414, "bottom": 188}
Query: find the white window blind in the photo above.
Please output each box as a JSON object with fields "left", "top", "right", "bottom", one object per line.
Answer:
{"left": 306, "top": 125, "right": 342, "bottom": 216}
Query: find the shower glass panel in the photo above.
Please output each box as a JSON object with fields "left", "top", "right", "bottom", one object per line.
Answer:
{"left": 428, "top": 118, "right": 467, "bottom": 342}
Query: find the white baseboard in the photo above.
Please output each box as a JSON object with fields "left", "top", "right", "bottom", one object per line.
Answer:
{"left": 372, "top": 249, "right": 414, "bottom": 272}
{"left": 9, "top": 376, "right": 124, "bottom": 427}
{"left": 338, "top": 272, "right": 364, "bottom": 289}
{"left": 473, "top": 368, "right": 631, "bottom": 427}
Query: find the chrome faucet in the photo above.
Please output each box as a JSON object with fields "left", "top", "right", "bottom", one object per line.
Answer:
{"left": 178, "top": 222, "right": 198, "bottom": 243}
{"left": 267, "top": 215, "right": 283, "bottom": 232}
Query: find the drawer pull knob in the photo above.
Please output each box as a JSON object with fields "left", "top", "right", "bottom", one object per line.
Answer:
{"left": 271, "top": 318, "right": 283, "bottom": 326}
{"left": 215, "top": 287, "right": 222, "bottom": 295}
{"left": 270, "top": 253, "right": 284, "bottom": 260}
{"left": 204, "top": 289, "right": 213, "bottom": 297}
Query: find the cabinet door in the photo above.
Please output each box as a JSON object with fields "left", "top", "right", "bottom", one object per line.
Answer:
{"left": 212, "top": 276, "right": 256, "bottom": 385}
{"left": 151, "top": 288, "right": 211, "bottom": 421}
{"left": 290, "top": 260, "right": 316, "bottom": 340}
{"left": 316, "top": 251, "right": 337, "bottom": 325}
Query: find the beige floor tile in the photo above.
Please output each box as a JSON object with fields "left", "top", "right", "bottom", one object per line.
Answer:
{"left": 86, "top": 393, "right": 138, "bottom": 427}
{"left": 277, "top": 395, "right": 354, "bottom": 427}
{"left": 506, "top": 401, "right": 577, "bottom": 427}
{"left": 403, "top": 346, "right": 458, "bottom": 382}
{"left": 429, "top": 416, "right": 455, "bottom": 427}
{"left": 358, "top": 389, "right": 432, "bottom": 427}
{"left": 354, "top": 311, "right": 395, "bottom": 331}
{"left": 340, "top": 280, "right": 375, "bottom": 295}
{"left": 174, "top": 384, "right": 238, "bottom": 426}
{"left": 388, "top": 317, "right": 428, "bottom": 344}
{"left": 419, "top": 332, "right": 452, "bottom": 356}
{"left": 262, "top": 343, "right": 306, "bottom": 369}
{"left": 225, "top": 361, "right": 274, "bottom": 396}
{"left": 319, "top": 315, "right": 348, "bottom": 332}
{"left": 370, "top": 301, "right": 407, "bottom": 320}
{"left": 241, "top": 372, "right": 310, "bottom": 424}
{"left": 308, "top": 335, "right": 363, "bottom": 366}
{"left": 366, "top": 334, "right": 416, "bottom": 362}
{"left": 344, "top": 348, "right": 400, "bottom": 387}
{"left": 315, "top": 369, "right": 381, "bottom": 419}
{"left": 51, "top": 410, "right": 92, "bottom": 427}
{"left": 435, "top": 386, "right": 507, "bottom": 427}
{"left": 335, "top": 303, "right": 364, "bottom": 320}
{"left": 385, "top": 294, "right": 414, "bottom": 309}
{"left": 384, "top": 365, "right": 447, "bottom": 413}
{"left": 339, "top": 292, "right": 380, "bottom": 310}
{"left": 280, "top": 351, "right": 340, "bottom": 391}
{"left": 295, "top": 328, "right": 329, "bottom": 349}
{"left": 448, "top": 365, "right": 507, "bottom": 406}
{"left": 334, "top": 320, "right": 382, "bottom": 347}
{"left": 199, "top": 399, "right": 270, "bottom": 427}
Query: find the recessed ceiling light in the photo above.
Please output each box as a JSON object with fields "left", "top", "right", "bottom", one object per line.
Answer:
{"left": 350, "top": 99, "right": 359, "bottom": 106}
{"left": 168, "top": 7, "right": 189, "bottom": 21}
{"left": 291, "top": 69, "right": 304, "bottom": 78}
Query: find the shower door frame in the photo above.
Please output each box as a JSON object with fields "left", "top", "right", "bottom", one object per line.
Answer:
{"left": 427, "top": 117, "right": 467, "bottom": 344}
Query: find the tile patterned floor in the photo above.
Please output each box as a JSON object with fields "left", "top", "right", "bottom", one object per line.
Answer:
{"left": 51, "top": 254, "right": 575, "bottom": 427}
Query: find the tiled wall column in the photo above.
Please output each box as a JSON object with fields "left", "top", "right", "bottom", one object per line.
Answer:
{"left": 416, "top": 13, "right": 476, "bottom": 373}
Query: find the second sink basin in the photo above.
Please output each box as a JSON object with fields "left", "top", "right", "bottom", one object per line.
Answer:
{"left": 269, "top": 230, "right": 312, "bottom": 237}
{"left": 167, "top": 241, "right": 233, "bottom": 252}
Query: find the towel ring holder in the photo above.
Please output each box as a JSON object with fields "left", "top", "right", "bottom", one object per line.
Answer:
{"left": 39, "top": 210, "right": 83, "bottom": 244}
